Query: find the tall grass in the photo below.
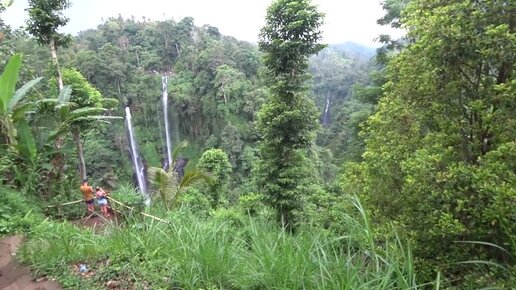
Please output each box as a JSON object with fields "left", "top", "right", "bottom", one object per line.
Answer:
{"left": 20, "top": 202, "right": 436, "bottom": 289}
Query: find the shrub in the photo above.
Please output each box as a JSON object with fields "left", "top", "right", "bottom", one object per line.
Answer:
{"left": 0, "top": 187, "right": 43, "bottom": 235}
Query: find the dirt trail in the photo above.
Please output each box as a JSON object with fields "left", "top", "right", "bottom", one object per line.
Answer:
{"left": 0, "top": 212, "right": 119, "bottom": 289}
{"left": 0, "top": 235, "right": 61, "bottom": 290}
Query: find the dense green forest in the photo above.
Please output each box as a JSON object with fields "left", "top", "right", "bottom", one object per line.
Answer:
{"left": 0, "top": 0, "right": 514, "bottom": 289}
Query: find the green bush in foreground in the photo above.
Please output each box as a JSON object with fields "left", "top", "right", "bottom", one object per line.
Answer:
{"left": 20, "top": 204, "right": 429, "bottom": 289}
{"left": 0, "top": 187, "right": 43, "bottom": 235}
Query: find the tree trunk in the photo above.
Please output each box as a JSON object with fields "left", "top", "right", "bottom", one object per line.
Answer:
{"left": 49, "top": 38, "right": 63, "bottom": 91}
{"left": 1, "top": 117, "right": 17, "bottom": 145}
{"left": 72, "top": 128, "right": 87, "bottom": 182}
{"left": 278, "top": 207, "right": 293, "bottom": 233}
{"left": 50, "top": 135, "right": 65, "bottom": 185}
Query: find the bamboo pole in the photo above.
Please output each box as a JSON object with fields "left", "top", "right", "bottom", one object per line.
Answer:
{"left": 46, "top": 199, "right": 83, "bottom": 208}
{"left": 46, "top": 197, "right": 170, "bottom": 224}
{"left": 107, "top": 197, "right": 170, "bottom": 224}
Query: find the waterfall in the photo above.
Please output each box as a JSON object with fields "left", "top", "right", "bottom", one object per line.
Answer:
{"left": 323, "top": 94, "right": 330, "bottom": 126}
{"left": 162, "top": 75, "right": 173, "bottom": 168}
{"left": 125, "top": 106, "right": 149, "bottom": 203}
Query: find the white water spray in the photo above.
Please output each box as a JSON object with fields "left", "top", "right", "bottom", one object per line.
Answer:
{"left": 125, "top": 107, "right": 149, "bottom": 203}
{"left": 162, "top": 75, "right": 173, "bottom": 168}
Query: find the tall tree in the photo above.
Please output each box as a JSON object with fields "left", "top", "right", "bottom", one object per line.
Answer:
{"left": 43, "top": 69, "right": 119, "bottom": 182}
{"left": 25, "top": 0, "right": 71, "bottom": 90}
{"left": 197, "top": 148, "right": 231, "bottom": 207}
{"left": 257, "top": 0, "right": 325, "bottom": 229}
{"left": 343, "top": 0, "right": 515, "bottom": 285}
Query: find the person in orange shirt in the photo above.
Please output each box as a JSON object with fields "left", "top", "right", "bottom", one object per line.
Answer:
{"left": 80, "top": 179, "right": 95, "bottom": 214}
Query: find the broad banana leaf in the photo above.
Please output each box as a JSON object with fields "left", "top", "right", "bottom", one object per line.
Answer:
{"left": 0, "top": 54, "right": 21, "bottom": 112}
{"left": 8, "top": 77, "right": 43, "bottom": 111}
{"left": 68, "top": 107, "right": 107, "bottom": 119}
{"left": 11, "top": 103, "right": 32, "bottom": 122}
{"left": 15, "top": 120, "right": 37, "bottom": 165}
{"left": 57, "top": 85, "right": 72, "bottom": 104}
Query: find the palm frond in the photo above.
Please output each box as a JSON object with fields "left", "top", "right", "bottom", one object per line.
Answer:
{"left": 148, "top": 167, "right": 177, "bottom": 210}
{"left": 178, "top": 169, "right": 213, "bottom": 192}
{"left": 172, "top": 140, "right": 188, "bottom": 166}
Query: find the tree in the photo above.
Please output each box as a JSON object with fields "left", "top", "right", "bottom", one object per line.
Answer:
{"left": 343, "top": 0, "right": 515, "bottom": 285}
{"left": 376, "top": 0, "right": 410, "bottom": 63}
{"left": 0, "top": 54, "right": 46, "bottom": 194}
{"left": 25, "top": 0, "right": 71, "bottom": 90}
{"left": 257, "top": 0, "right": 325, "bottom": 229}
{"left": 45, "top": 69, "right": 119, "bottom": 182}
{"left": 220, "top": 122, "right": 243, "bottom": 169}
{"left": 148, "top": 141, "right": 212, "bottom": 210}
{"left": 197, "top": 148, "right": 231, "bottom": 207}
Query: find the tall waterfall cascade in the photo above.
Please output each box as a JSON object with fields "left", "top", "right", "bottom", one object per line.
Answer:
{"left": 323, "top": 95, "right": 330, "bottom": 125}
{"left": 162, "top": 75, "right": 173, "bottom": 168}
{"left": 125, "top": 106, "right": 149, "bottom": 204}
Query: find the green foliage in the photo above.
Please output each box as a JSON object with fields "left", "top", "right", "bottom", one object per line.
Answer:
{"left": 149, "top": 141, "right": 212, "bottom": 209}
{"left": 197, "top": 148, "right": 232, "bottom": 207}
{"left": 0, "top": 54, "right": 42, "bottom": 146}
{"left": 181, "top": 187, "right": 212, "bottom": 216}
{"left": 20, "top": 205, "right": 426, "bottom": 289}
{"left": 220, "top": 122, "right": 243, "bottom": 169}
{"left": 59, "top": 68, "right": 102, "bottom": 108}
{"left": 343, "top": 0, "right": 516, "bottom": 286}
{"left": 0, "top": 55, "right": 22, "bottom": 115}
{"left": 148, "top": 167, "right": 177, "bottom": 210}
{"left": 25, "top": 0, "right": 71, "bottom": 46}
{"left": 257, "top": 0, "right": 325, "bottom": 228}
{"left": 109, "top": 184, "right": 146, "bottom": 210}
{"left": 238, "top": 192, "right": 263, "bottom": 216}
{"left": 0, "top": 187, "right": 43, "bottom": 235}
{"left": 210, "top": 207, "right": 245, "bottom": 228}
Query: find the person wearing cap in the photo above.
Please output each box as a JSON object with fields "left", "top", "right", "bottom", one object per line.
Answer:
{"left": 80, "top": 179, "right": 95, "bottom": 214}
{"left": 95, "top": 186, "right": 110, "bottom": 217}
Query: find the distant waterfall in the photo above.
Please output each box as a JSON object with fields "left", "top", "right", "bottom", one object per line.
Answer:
{"left": 162, "top": 75, "right": 173, "bottom": 169}
{"left": 323, "top": 94, "right": 330, "bottom": 126}
{"left": 125, "top": 107, "right": 149, "bottom": 203}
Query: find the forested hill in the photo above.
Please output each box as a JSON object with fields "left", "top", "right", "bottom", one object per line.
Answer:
{"left": 2, "top": 16, "right": 373, "bottom": 187}
{"left": 330, "top": 41, "right": 376, "bottom": 59}
{"left": 1, "top": 0, "right": 514, "bottom": 288}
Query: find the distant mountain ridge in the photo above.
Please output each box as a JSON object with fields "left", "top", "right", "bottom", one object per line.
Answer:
{"left": 329, "top": 41, "right": 377, "bottom": 59}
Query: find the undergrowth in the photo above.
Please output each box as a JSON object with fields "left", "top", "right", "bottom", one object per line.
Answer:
{"left": 19, "top": 203, "right": 432, "bottom": 289}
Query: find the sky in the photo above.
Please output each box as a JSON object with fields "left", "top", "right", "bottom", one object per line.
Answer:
{"left": 2, "top": 0, "right": 403, "bottom": 47}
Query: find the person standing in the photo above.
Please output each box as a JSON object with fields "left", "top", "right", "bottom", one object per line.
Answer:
{"left": 95, "top": 187, "right": 110, "bottom": 217}
{"left": 80, "top": 179, "right": 95, "bottom": 215}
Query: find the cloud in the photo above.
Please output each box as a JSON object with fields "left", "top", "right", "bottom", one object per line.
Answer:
{"left": 3, "top": 0, "right": 404, "bottom": 46}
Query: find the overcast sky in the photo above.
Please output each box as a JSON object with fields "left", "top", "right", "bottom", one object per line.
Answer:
{"left": 3, "top": 0, "right": 403, "bottom": 47}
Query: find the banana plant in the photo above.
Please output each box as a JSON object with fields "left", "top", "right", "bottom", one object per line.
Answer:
{"left": 39, "top": 86, "right": 121, "bottom": 181}
{"left": 0, "top": 54, "right": 47, "bottom": 194}
{"left": 148, "top": 141, "right": 213, "bottom": 210}
{"left": 0, "top": 54, "right": 42, "bottom": 146}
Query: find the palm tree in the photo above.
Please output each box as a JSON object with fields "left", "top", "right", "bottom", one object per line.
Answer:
{"left": 148, "top": 141, "right": 212, "bottom": 210}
